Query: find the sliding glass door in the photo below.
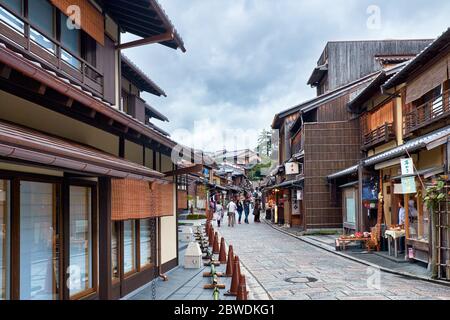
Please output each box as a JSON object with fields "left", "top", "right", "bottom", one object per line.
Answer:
{"left": 0, "top": 180, "right": 9, "bottom": 300}
{"left": 69, "top": 186, "right": 93, "bottom": 298}
{"left": 19, "top": 181, "right": 60, "bottom": 300}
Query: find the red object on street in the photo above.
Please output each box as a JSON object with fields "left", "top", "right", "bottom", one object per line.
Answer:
{"left": 213, "top": 232, "right": 220, "bottom": 254}
{"left": 219, "top": 238, "right": 227, "bottom": 264}
{"left": 237, "top": 275, "right": 248, "bottom": 300}
{"left": 228, "top": 255, "right": 241, "bottom": 296}
{"left": 226, "top": 245, "right": 234, "bottom": 277}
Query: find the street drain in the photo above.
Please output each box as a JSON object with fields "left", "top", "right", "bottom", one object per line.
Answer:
{"left": 284, "top": 276, "right": 318, "bottom": 284}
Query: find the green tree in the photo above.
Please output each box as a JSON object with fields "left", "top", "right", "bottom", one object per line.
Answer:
{"left": 256, "top": 129, "right": 272, "bottom": 158}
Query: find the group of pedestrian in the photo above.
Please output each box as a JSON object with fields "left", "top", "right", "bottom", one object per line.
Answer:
{"left": 212, "top": 188, "right": 263, "bottom": 228}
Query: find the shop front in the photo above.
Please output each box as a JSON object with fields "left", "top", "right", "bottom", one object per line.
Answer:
{"left": 0, "top": 120, "right": 172, "bottom": 300}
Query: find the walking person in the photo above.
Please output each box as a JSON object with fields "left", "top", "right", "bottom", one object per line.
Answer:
{"left": 215, "top": 201, "right": 224, "bottom": 228}
{"left": 236, "top": 196, "right": 244, "bottom": 224}
{"left": 254, "top": 199, "right": 261, "bottom": 223}
{"left": 244, "top": 198, "right": 250, "bottom": 224}
{"left": 227, "top": 198, "right": 237, "bottom": 227}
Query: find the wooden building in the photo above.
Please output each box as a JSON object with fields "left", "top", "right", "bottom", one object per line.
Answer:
{"left": 268, "top": 39, "right": 432, "bottom": 231}
{"left": 0, "top": 0, "right": 188, "bottom": 300}
{"left": 327, "top": 28, "right": 450, "bottom": 277}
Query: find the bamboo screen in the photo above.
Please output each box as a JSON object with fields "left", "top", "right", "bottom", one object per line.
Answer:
{"left": 406, "top": 55, "right": 448, "bottom": 104}
{"left": 111, "top": 179, "right": 174, "bottom": 220}
{"left": 50, "top": 0, "right": 105, "bottom": 45}
{"left": 365, "top": 101, "right": 394, "bottom": 133}
{"left": 177, "top": 190, "right": 188, "bottom": 209}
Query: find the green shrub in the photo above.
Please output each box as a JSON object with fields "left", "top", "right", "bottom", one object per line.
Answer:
{"left": 186, "top": 214, "right": 207, "bottom": 220}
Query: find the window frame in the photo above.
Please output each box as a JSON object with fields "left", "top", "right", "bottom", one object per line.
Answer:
{"left": 0, "top": 178, "right": 10, "bottom": 300}
{"left": 122, "top": 219, "right": 137, "bottom": 277}
{"left": 67, "top": 181, "right": 98, "bottom": 301}
{"left": 17, "top": 177, "right": 62, "bottom": 301}
{"left": 0, "top": 170, "right": 99, "bottom": 300}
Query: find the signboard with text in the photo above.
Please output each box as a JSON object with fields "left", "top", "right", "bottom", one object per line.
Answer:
{"left": 285, "top": 162, "right": 299, "bottom": 175}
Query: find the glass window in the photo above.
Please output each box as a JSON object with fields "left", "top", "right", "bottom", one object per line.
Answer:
{"left": 0, "top": 0, "right": 21, "bottom": 13}
{"left": 111, "top": 222, "right": 119, "bottom": 281}
{"left": 20, "top": 181, "right": 60, "bottom": 300}
{"left": 123, "top": 220, "right": 136, "bottom": 274}
{"left": 0, "top": 180, "right": 10, "bottom": 300}
{"left": 28, "top": 0, "right": 55, "bottom": 53}
{"left": 345, "top": 190, "right": 356, "bottom": 224}
{"left": 140, "top": 219, "right": 153, "bottom": 268}
{"left": 0, "top": 0, "right": 24, "bottom": 33}
{"left": 69, "top": 186, "right": 92, "bottom": 297}
{"left": 60, "top": 13, "right": 80, "bottom": 69}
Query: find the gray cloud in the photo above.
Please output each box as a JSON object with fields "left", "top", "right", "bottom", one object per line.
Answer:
{"left": 122, "top": 0, "right": 450, "bottom": 151}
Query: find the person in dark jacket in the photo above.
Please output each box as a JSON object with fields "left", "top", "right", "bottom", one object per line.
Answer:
{"left": 244, "top": 199, "right": 250, "bottom": 224}
{"left": 236, "top": 197, "right": 244, "bottom": 224}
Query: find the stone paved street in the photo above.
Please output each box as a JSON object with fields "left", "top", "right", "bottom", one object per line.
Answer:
{"left": 218, "top": 221, "right": 450, "bottom": 300}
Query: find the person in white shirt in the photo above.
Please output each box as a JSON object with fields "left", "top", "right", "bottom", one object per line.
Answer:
{"left": 227, "top": 199, "right": 237, "bottom": 227}
{"left": 214, "top": 201, "right": 224, "bottom": 228}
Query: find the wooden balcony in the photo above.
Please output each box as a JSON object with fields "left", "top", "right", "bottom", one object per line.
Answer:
{"left": 404, "top": 89, "right": 450, "bottom": 135}
{"left": 362, "top": 122, "right": 395, "bottom": 150}
{"left": 0, "top": 4, "right": 104, "bottom": 98}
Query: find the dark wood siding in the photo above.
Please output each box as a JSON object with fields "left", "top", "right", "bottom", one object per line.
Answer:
{"left": 303, "top": 120, "right": 361, "bottom": 229}
{"left": 326, "top": 40, "right": 431, "bottom": 91}
{"left": 97, "top": 36, "right": 116, "bottom": 104}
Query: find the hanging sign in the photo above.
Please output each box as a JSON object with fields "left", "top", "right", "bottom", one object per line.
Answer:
{"left": 400, "top": 158, "right": 414, "bottom": 176}
{"left": 285, "top": 162, "right": 299, "bottom": 175}
{"left": 401, "top": 176, "right": 417, "bottom": 194}
{"left": 296, "top": 189, "right": 303, "bottom": 201}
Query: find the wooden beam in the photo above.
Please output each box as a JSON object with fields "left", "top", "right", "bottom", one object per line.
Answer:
{"left": 164, "top": 164, "right": 204, "bottom": 177}
{"left": 117, "top": 31, "right": 174, "bottom": 50}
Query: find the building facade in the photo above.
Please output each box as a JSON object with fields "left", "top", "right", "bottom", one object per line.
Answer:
{"left": 327, "top": 28, "right": 450, "bottom": 278}
{"left": 267, "top": 39, "right": 432, "bottom": 231}
{"left": 0, "top": 0, "right": 188, "bottom": 300}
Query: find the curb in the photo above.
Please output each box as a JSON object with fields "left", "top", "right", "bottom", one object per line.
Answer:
{"left": 263, "top": 220, "right": 450, "bottom": 288}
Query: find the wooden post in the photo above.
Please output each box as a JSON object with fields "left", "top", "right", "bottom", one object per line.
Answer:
{"left": 98, "top": 177, "right": 112, "bottom": 300}
{"left": 404, "top": 193, "right": 410, "bottom": 259}
{"left": 376, "top": 174, "right": 383, "bottom": 251}
{"left": 357, "top": 163, "right": 364, "bottom": 232}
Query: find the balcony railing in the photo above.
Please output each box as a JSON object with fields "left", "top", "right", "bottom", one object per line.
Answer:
{"left": 363, "top": 122, "right": 395, "bottom": 149}
{"left": 0, "top": 4, "right": 104, "bottom": 97}
{"left": 404, "top": 89, "right": 450, "bottom": 135}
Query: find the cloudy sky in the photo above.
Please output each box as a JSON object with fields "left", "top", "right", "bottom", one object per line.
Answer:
{"left": 122, "top": 0, "right": 450, "bottom": 152}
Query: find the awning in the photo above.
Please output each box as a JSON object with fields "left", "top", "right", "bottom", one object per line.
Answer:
{"left": 327, "top": 165, "right": 359, "bottom": 180}
{"left": 0, "top": 120, "right": 164, "bottom": 181}
{"left": 328, "top": 125, "right": 450, "bottom": 181}
{"left": 103, "top": 0, "right": 185, "bottom": 52}
{"left": 271, "top": 179, "right": 304, "bottom": 190}
{"left": 121, "top": 55, "right": 167, "bottom": 97}
{"left": 391, "top": 166, "right": 445, "bottom": 181}
{"left": 339, "top": 181, "right": 359, "bottom": 188}
{"left": 364, "top": 125, "right": 450, "bottom": 167}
